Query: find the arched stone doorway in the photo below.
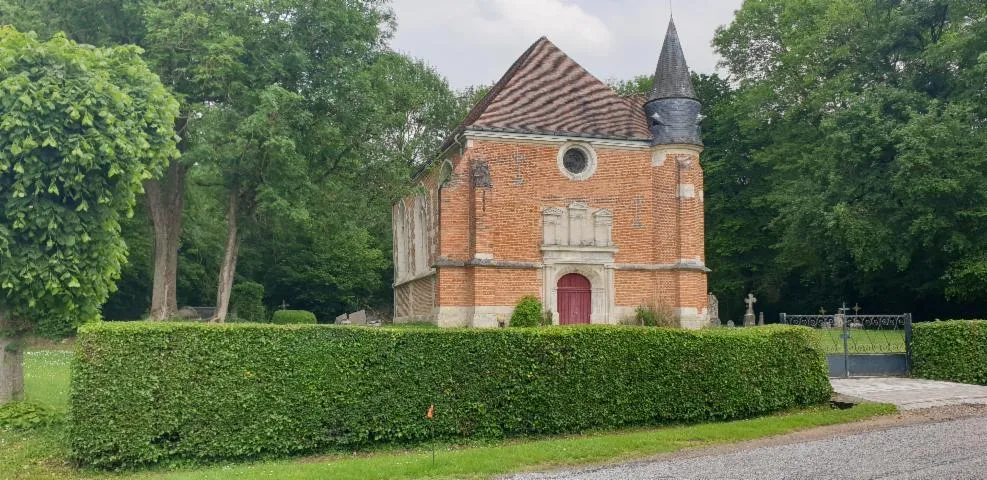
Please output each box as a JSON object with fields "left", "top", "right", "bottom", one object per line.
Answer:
{"left": 557, "top": 273, "right": 591, "bottom": 325}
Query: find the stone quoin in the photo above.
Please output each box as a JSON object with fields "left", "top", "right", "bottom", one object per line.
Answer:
{"left": 392, "top": 19, "right": 709, "bottom": 328}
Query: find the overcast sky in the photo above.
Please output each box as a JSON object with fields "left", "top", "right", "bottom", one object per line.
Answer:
{"left": 389, "top": 0, "right": 745, "bottom": 90}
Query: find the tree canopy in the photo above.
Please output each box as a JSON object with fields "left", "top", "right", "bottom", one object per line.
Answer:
{"left": 0, "top": 27, "right": 179, "bottom": 335}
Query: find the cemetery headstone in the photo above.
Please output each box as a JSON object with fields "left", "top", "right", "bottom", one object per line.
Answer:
{"left": 708, "top": 293, "right": 720, "bottom": 327}
{"left": 743, "top": 293, "right": 757, "bottom": 326}
{"left": 349, "top": 310, "right": 367, "bottom": 325}
{"left": 726, "top": 320, "right": 735, "bottom": 328}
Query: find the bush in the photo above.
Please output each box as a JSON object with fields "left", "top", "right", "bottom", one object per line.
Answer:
{"left": 230, "top": 282, "right": 266, "bottom": 323}
{"left": 0, "top": 401, "right": 63, "bottom": 430}
{"left": 71, "top": 322, "right": 831, "bottom": 468}
{"left": 270, "top": 310, "right": 317, "bottom": 325}
{"left": 912, "top": 320, "right": 987, "bottom": 385}
{"left": 634, "top": 302, "right": 678, "bottom": 327}
{"left": 510, "top": 295, "right": 547, "bottom": 327}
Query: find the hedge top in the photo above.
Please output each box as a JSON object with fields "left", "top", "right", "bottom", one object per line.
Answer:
{"left": 78, "top": 321, "right": 817, "bottom": 338}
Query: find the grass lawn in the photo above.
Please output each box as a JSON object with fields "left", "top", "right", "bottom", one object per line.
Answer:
{"left": 813, "top": 329, "right": 906, "bottom": 354}
{"left": 1, "top": 348, "right": 896, "bottom": 480}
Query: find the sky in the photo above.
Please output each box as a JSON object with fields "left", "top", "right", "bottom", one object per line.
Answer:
{"left": 388, "top": 0, "right": 746, "bottom": 90}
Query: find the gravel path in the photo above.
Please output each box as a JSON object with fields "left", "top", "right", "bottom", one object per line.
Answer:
{"left": 507, "top": 413, "right": 987, "bottom": 480}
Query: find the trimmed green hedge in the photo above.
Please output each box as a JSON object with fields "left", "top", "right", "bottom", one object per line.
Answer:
{"left": 70, "top": 323, "right": 831, "bottom": 468}
{"left": 912, "top": 320, "right": 987, "bottom": 385}
{"left": 271, "top": 309, "right": 317, "bottom": 324}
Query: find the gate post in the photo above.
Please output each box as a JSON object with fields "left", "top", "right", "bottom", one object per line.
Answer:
{"left": 837, "top": 309, "right": 849, "bottom": 378}
{"left": 904, "top": 313, "right": 913, "bottom": 375}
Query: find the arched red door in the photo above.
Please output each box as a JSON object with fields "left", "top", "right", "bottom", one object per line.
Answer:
{"left": 557, "top": 273, "right": 591, "bottom": 325}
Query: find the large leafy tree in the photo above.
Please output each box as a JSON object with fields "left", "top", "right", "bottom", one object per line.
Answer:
{"left": 0, "top": 27, "right": 178, "bottom": 402}
{"left": 10, "top": 0, "right": 393, "bottom": 320}
{"left": 712, "top": 0, "right": 987, "bottom": 318}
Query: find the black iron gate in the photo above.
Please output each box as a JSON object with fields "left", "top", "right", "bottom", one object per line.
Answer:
{"left": 780, "top": 309, "right": 912, "bottom": 378}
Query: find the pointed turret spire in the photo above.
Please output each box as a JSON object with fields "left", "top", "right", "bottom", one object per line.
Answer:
{"left": 649, "top": 19, "right": 696, "bottom": 100}
{"left": 643, "top": 18, "right": 702, "bottom": 146}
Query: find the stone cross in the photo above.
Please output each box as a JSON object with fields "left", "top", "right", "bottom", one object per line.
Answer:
{"left": 632, "top": 196, "right": 644, "bottom": 228}
{"left": 280, "top": 300, "right": 289, "bottom": 311}
{"left": 744, "top": 293, "right": 757, "bottom": 315}
{"left": 852, "top": 303, "right": 862, "bottom": 315}
{"left": 512, "top": 150, "right": 525, "bottom": 185}
{"left": 743, "top": 293, "right": 757, "bottom": 327}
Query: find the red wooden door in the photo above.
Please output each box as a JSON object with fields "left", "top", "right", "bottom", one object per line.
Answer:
{"left": 557, "top": 273, "right": 591, "bottom": 325}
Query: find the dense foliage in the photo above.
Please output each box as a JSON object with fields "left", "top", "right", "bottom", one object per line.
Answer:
{"left": 0, "top": 27, "right": 178, "bottom": 336}
{"left": 912, "top": 320, "right": 987, "bottom": 385}
{"left": 270, "top": 310, "right": 317, "bottom": 325}
{"left": 615, "top": 1, "right": 987, "bottom": 321}
{"left": 230, "top": 282, "right": 265, "bottom": 323}
{"left": 509, "top": 296, "right": 546, "bottom": 327}
{"left": 0, "top": 0, "right": 466, "bottom": 322}
{"left": 71, "top": 322, "right": 831, "bottom": 467}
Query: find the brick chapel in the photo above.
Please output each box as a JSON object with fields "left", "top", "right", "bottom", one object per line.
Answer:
{"left": 392, "top": 20, "right": 710, "bottom": 328}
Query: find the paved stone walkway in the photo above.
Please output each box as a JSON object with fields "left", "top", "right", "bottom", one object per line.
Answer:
{"left": 831, "top": 377, "right": 987, "bottom": 410}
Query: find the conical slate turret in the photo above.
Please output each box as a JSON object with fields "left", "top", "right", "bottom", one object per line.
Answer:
{"left": 649, "top": 20, "right": 696, "bottom": 100}
{"left": 644, "top": 19, "right": 703, "bottom": 146}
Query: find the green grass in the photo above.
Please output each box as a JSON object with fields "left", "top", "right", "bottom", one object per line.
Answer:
{"left": 0, "top": 348, "right": 896, "bottom": 480}
{"left": 24, "top": 350, "right": 73, "bottom": 410}
{"left": 813, "top": 329, "right": 906, "bottom": 354}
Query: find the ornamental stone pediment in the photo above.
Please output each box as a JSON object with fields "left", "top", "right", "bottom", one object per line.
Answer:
{"left": 542, "top": 202, "right": 614, "bottom": 248}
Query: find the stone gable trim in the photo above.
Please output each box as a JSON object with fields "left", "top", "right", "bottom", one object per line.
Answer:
{"left": 615, "top": 262, "right": 711, "bottom": 273}
{"left": 464, "top": 129, "right": 651, "bottom": 150}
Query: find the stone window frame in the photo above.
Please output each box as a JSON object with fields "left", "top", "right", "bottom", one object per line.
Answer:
{"left": 556, "top": 142, "right": 598, "bottom": 181}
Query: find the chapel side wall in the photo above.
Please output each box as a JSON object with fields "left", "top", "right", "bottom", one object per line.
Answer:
{"left": 392, "top": 162, "right": 444, "bottom": 324}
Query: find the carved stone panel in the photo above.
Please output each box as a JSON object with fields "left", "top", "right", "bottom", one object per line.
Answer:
{"left": 568, "top": 202, "right": 590, "bottom": 246}
{"left": 542, "top": 207, "right": 565, "bottom": 246}
{"left": 593, "top": 209, "right": 613, "bottom": 247}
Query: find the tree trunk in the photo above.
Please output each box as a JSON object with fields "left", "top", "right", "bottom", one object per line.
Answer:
{"left": 212, "top": 191, "right": 241, "bottom": 323}
{"left": 146, "top": 160, "right": 186, "bottom": 321}
{"left": 0, "top": 310, "right": 24, "bottom": 405}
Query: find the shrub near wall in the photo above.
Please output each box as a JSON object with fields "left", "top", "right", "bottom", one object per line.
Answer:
{"left": 71, "top": 323, "right": 831, "bottom": 468}
{"left": 912, "top": 320, "right": 987, "bottom": 385}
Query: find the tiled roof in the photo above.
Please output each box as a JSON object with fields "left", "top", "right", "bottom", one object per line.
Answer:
{"left": 459, "top": 37, "right": 651, "bottom": 141}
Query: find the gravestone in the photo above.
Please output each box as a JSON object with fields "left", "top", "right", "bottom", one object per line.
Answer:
{"left": 726, "top": 320, "right": 735, "bottom": 328}
{"left": 708, "top": 293, "right": 720, "bottom": 327}
{"left": 743, "top": 293, "right": 757, "bottom": 327}
{"left": 758, "top": 312, "right": 765, "bottom": 326}
{"left": 335, "top": 313, "right": 349, "bottom": 324}
{"left": 349, "top": 310, "right": 367, "bottom": 325}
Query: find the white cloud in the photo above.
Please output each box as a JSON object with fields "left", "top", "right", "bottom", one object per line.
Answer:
{"left": 389, "top": 0, "right": 744, "bottom": 90}
{"left": 470, "top": 0, "right": 614, "bottom": 53}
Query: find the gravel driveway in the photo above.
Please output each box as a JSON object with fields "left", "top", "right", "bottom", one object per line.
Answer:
{"left": 506, "top": 410, "right": 987, "bottom": 480}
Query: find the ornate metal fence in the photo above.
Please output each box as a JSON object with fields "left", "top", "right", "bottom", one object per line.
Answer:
{"left": 780, "top": 311, "right": 912, "bottom": 377}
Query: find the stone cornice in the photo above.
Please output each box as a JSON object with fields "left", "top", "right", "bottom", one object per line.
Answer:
{"left": 392, "top": 269, "right": 436, "bottom": 288}
{"left": 432, "top": 257, "right": 710, "bottom": 273}
{"left": 464, "top": 128, "right": 652, "bottom": 150}
{"left": 614, "top": 261, "right": 711, "bottom": 273}
{"left": 434, "top": 257, "right": 542, "bottom": 269}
